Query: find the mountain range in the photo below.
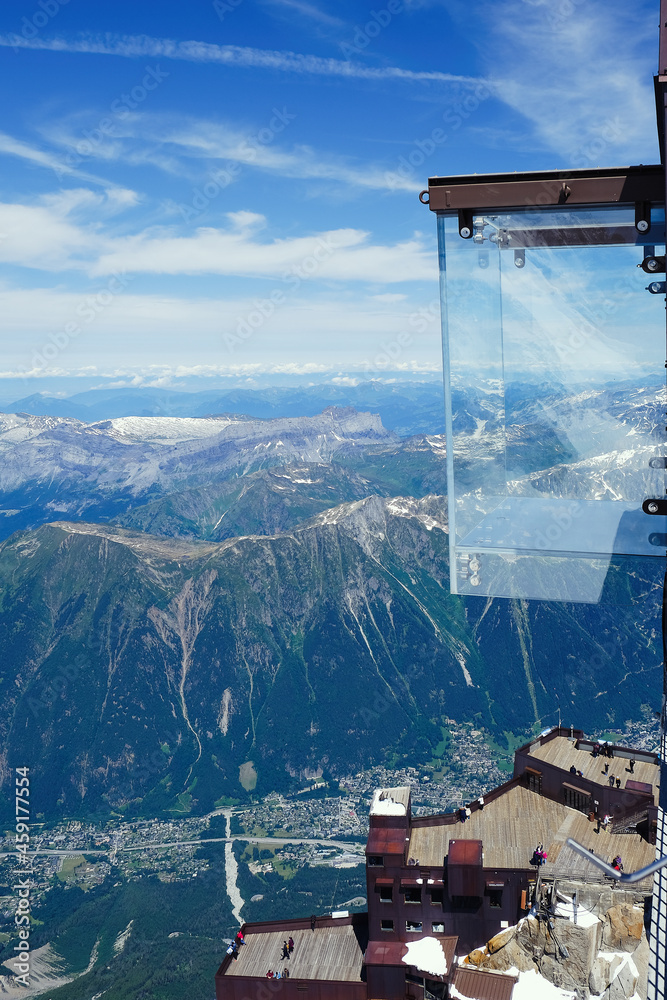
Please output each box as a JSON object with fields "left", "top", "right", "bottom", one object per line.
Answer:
{"left": 0, "top": 493, "right": 660, "bottom": 822}
{"left": 0, "top": 390, "right": 663, "bottom": 822}
{"left": 0, "top": 379, "right": 446, "bottom": 437}
{"left": 0, "top": 407, "right": 419, "bottom": 540}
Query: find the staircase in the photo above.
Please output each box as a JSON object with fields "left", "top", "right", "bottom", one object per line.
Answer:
{"left": 611, "top": 806, "right": 649, "bottom": 835}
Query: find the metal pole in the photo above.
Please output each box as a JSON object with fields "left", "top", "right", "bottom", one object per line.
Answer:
{"left": 648, "top": 9, "right": 667, "bottom": 996}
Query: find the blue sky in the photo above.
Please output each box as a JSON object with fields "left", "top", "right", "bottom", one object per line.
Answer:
{"left": 0, "top": 0, "right": 660, "bottom": 389}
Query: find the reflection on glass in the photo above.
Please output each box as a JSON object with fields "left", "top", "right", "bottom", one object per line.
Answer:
{"left": 437, "top": 204, "right": 667, "bottom": 604}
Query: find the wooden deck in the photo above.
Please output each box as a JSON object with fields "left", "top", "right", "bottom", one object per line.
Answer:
{"left": 224, "top": 923, "right": 366, "bottom": 982}
{"left": 529, "top": 737, "right": 659, "bottom": 792}
{"left": 409, "top": 785, "right": 655, "bottom": 889}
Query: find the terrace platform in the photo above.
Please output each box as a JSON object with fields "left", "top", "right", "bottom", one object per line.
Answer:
{"left": 223, "top": 917, "right": 367, "bottom": 982}
{"left": 409, "top": 784, "right": 655, "bottom": 891}
{"left": 529, "top": 737, "right": 658, "bottom": 792}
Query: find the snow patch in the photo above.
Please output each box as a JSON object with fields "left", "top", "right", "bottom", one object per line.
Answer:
{"left": 508, "top": 967, "right": 576, "bottom": 1000}
{"left": 598, "top": 951, "right": 639, "bottom": 982}
{"left": 554, "top": 898, "right": 599, "bottom": 928}
{"left": 386, "top": 498, "right": 417, "bottom": 518}
{"left": 385, "top": 497, "right": 446, "bottom": 533}
{"left": 98, "top": 415, "right": 235, "bottom": 443}
{"left": 370, "top": 788, "right": 407, "bottom": 816}
{"left": 402, "top": 936, "right": 447, "bottom": 977}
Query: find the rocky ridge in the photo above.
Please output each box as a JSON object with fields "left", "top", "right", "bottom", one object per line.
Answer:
{"left": 464, "top": 885, "right": 649, "bottom": 999}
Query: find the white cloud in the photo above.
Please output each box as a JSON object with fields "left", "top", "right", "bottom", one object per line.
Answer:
{"left": 0, "top": 32, "right": 487, "bottom": 86}
{"left": 0, "top": 191, "right": 435, "bottom": 281}
{"left": 0, "top": 189, "right": 143, "bottom": 272}
{"left": 0, "top": 203, "right": 94, "bottom": 271}
{"left": 0, "top": 361, "right": 441, "bottom": 382}
{"left": 106, "top": 188, "right": 141, "bottom": 209}
{"left": 227, "top": 210, "right": 267, "bottom": 231}
{"left": 0, "top": 284, "right": 441, "bottom": 373}
{"left": 88, "top": 225, "right": 435, "bottom": 282}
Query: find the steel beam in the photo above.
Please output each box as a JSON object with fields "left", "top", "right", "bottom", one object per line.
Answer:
{"left": 424, "top": 165, "right": 664, "bottom": 213}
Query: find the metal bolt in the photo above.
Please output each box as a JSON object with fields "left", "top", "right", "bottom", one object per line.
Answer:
{"left": 647, "top": 258, "right": 660, "bottom": 271}
{"left": 637, "top": 220, "right": 650, "bottom": 233}
{"left": 460, "top": 227, "right": 472, "bottom": 239}
{"left": 647, "top": 502, "right": 659, "bottom": 513}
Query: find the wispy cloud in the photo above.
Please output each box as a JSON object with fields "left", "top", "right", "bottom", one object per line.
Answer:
{"left": 118, "top": 115, "right": 423, "bottom": 191}
{"left": 0, "top": 130, "right": 119, "bottom": 187}
{"left": 445, "top": 0, "right": 658, "bottom": 163}
{"left": 263, "top": 0, "right": 345, "bottom": 29}
{"left": 0, "top": 32, "right": 486, "bottom": 86}
{"left": 32, "top": 112, "right": 421, "bottom": 193}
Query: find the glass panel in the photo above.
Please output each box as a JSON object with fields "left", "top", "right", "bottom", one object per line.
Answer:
{"left": 437, "top": 204, "right": 667, "bottom": 604}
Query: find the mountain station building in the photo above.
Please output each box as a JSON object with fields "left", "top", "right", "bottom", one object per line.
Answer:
{"left": 215, "top": 726, "right": 659, "bottom": 1000}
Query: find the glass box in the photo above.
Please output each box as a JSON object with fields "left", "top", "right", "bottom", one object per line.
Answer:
{"left": 437, "top": 202, "right": 667, "bottom": 603}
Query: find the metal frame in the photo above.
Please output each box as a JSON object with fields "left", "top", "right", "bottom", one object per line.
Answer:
{"left": 566, "top": 837, "right": 667, "bottom": 885}
{"left": 422, "top": 164, "right": 664, "bottom": 214}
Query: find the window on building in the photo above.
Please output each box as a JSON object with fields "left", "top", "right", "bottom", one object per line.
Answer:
{"left": 429, "top": 887, "right": 443, "bottom": 905}
{"left": 488, "top": 890, "right": 503, "bottom": 908}
{"left": 380, "top": 919, "right": 394, "bottom": 932}
{"left": 379, "top": 886, "right": 393, "bottom": 903}
{"left": 526, "top": 769, "right": 542, "bottom": 794}
{"left": 403, "top": 887, "right": 421, "bottom": 903}
{"left": 368, "top": 855, "right": 383, "bottom": 867}
{"left": 406, "top": 920, "right": 423, "bottom": 933}
{"left": 563, "top": 786, "right": 590, "bottom": 813}
{"left": 431, "top": 922, "right": 445, "bottom": 933}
